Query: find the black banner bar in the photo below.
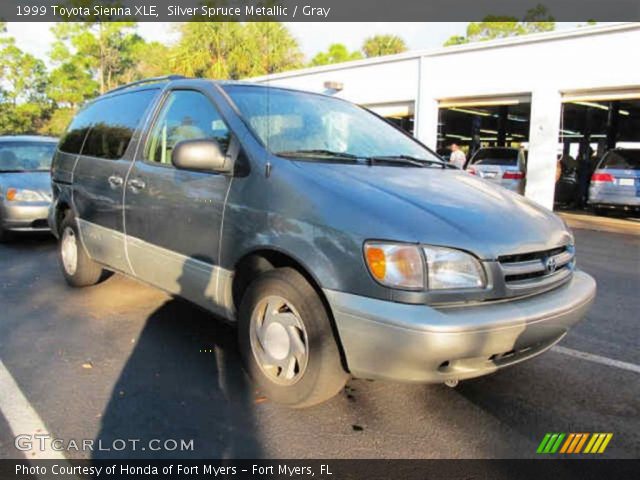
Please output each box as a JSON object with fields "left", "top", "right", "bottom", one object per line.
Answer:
{"left": 1, "top": 0, "right": 640, "bottom": 22}
{"left": 0, "top": 459, "right": 639, "bottom": 480}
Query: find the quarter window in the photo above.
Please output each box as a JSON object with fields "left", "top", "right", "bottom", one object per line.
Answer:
{"left": 82, "top": 90, "right": 157, "bottom": 160}
{"left": 145, "top": 90, "right": 231, "bottom": 165}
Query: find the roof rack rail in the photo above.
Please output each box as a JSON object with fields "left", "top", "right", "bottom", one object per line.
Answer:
{"left": 105, "top": 75, "right": 188, "bottom": 95}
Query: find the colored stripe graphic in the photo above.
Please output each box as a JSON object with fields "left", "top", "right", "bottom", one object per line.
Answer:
{"left": 538, "top": 433, "right": 613, "bottom": 454}
{"left": 550, "top": 433, "right": 565, "bottom": 453}
{"left": 559, "top": 433, "right": 575, "bottom": 453}
{"left": 598, "top": 433, "right": 613, "bottom": 453}
{"left": 574, "top": 433, "right": 589, "bottom": 453}
{"left": 537, "top": 433, "right": 566, "bottom": 454}
{"left": 537, "top": 433, "right": 552, "bottom": 453}
{"left": 567, "top": 433, "right": 583, "bottom": 453}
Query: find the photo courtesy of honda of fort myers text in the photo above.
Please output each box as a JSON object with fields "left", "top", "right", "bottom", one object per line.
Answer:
{"left": 0, "top": 0, "right": 639, "bottom": 479}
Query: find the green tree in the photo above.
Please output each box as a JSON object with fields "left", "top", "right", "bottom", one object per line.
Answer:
{"left": 170, "top": 22, "right": 244, "bottom": 79}
{"left": 362, "top": 34, "right": 407, "bottom": 58}
{"left": 444, "top": 5, "right": 555, "bottom": 46}
{"left": 0, "top": 28, "right": 50, "bottom": 134}
{"left": 130, "top": 40, "right": 172, "bottom": 79}
{"left": 310, "top": 43, "right": 363, "bottom": 66}
{"left": 240, "top": 23, "right": 303, "bottom": 76}
{"left": 49, "top": 21, "right": 144, "bottom": 98}
{"left": 170, "top": 22, "right": 303, "bottom": 79}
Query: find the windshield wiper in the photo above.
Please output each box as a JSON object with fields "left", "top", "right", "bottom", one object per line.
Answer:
{"left": 368, "top": 155, "right": 446, "bottom": 168}
{"left": 276, "top": 149, "right": 360, "bottom": 161}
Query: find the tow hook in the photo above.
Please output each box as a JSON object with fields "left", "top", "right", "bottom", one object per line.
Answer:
{"left": 444, "top": 379, "right": 459, "bottom": 388}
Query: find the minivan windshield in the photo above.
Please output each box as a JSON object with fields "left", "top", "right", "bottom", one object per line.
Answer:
{"left": 0, "top": 141, "right": 57, "bottom": 172}
{"left": 600, "top": 149, "right": 640, "bottom": 170}
{"left": 223, "top": 85, "right": 441, "bottom": 164}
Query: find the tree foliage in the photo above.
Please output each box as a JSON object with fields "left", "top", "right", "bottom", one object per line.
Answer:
{"left": 310, "top": 43, "right": 363, "bottom": 66}
{"left": 444, "top": 5, "right": 556, "bottom": 46}
{"left": 2, "top": 20, "right": 414, "bottom": 135}
{"left": 170, "top": 22, "right": 303, "bottom": 79}
{"left": 0, "top": 27, "right": 50, "bottom": 134}
{"left": 362, "top": 34, "right": 407, "bottom": 57}
{"left": 49, "top": 22, "right": 144, "bottom": 98}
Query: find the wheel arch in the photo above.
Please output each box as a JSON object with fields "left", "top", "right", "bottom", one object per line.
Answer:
{"left": 232, "top": 247, "right": 350, "bottom": 373}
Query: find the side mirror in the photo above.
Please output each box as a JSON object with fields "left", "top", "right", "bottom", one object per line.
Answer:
{"left": 171, "top": 139, "right": 233, "bottom": 174}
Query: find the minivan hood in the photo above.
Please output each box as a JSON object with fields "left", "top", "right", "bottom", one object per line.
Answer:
{"left": 292, "top": 162, "right": 570, "bottom": 259}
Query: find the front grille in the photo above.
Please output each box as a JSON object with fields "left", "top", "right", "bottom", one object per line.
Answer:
{"left": 498, "top": 245, "right": 574, "bottom": 293}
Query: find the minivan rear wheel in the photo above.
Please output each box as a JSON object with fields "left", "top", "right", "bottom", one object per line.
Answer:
{"left": 238, "top": 267, "right": 348, "bottom": 408}
{"left": 58, "top": 212, "right": 104, "bottom": 287}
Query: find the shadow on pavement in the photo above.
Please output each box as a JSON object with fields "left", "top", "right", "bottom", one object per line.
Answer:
{"left": 93, "top": 259, "right": 262, "bottom": 459}
{"left": 0, "top": 231, "right": 55, "bottom": 249}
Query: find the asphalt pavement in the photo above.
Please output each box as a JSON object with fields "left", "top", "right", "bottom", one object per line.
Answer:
{"left": 0, "top": 228, "right": 638, "bottom": 460}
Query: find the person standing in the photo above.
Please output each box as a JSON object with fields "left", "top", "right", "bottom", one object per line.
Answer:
{"left": 449, "top": 143, "right": 467, "bottom": 169}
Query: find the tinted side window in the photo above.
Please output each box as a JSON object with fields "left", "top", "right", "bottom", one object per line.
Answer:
{"left": 81, "top": 89, "right": 157, "bottom": 160}
{"left": 59, "top": 104, "right": 99, "bottom": 154}
{"left": 145, "top": 90, "right": 231, "bottom": 165}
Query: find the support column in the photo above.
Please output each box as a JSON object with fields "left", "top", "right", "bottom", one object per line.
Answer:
{"left": 525, "top": 89, "right": 562, "bottom": 210}
{"left": 414, "top": 56, "right": 439, "bottom": 149}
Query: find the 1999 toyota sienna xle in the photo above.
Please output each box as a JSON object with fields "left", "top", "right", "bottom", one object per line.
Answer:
{"left": 49, "top": 76, "right": 596, "bottom": 407}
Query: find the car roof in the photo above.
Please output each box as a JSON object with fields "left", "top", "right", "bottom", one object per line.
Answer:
{"left": 96, "top": 77, "right": 339, "bottom": 104}
{"left": 0, "top": 135, "right": 58, "bottom": 143}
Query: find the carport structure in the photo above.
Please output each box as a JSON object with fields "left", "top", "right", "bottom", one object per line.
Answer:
{"left": 252, "top": 23, "right": 640, "bottom": 210}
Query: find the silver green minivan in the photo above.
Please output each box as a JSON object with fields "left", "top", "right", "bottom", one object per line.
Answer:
{"left": 49, "top": 76, "right": 596, "bottom": 407}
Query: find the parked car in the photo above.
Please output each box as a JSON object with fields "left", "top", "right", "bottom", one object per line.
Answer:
{"left": 466, "top": 147, "right": 527, "bottom": 194}
{"left": 49, "top": 77, "right": 596, "bottom": 407}
{"left": 588, "top": 148, "right": 640, "bottom": 215}
{"left": 0, "top": 136, "right": 58, "bottom": 241}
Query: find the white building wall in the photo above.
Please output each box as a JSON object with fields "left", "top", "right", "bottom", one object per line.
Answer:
{"left": 254, "top": 56, "right": 421, "bottom": 107}
{"left": 253, "top": 23, "right": 640, "bottom": 209}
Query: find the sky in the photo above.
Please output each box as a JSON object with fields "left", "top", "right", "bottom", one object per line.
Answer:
{"left": 5, "top": 22, "right": 583, "bottom": 64}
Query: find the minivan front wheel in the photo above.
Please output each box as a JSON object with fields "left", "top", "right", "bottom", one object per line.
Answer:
{"left": 239, "top": 268, "right": 348, "bottom": 408}
{"left": 58, "top": 212, "right": 104, "bottom": 287}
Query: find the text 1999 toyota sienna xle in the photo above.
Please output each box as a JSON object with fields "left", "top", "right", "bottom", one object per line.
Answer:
{"left": 49, "top": 76, "right": 596, "bottom": 407}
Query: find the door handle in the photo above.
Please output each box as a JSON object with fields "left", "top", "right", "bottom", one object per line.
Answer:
{"left": 108, "top": 175, "right": 124, "bottom": 188}
{"left": 128, "top": 178, "right": 146, "bottom": 191}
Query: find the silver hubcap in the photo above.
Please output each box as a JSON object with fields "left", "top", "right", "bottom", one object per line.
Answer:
{"left": 249, "top": 295, "right": 309, "bottom": 385}
{"left": 61, "top": 227, "right": 78, "bottom": 276}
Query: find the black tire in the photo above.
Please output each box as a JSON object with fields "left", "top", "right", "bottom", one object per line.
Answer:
{"left": 58, "top": 211, "right": 104, "bottom": 287}
{"left": 238, "top": 267, "right": 349, "bottom": 408}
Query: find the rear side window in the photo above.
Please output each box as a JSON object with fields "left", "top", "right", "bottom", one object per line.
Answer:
{"left": 59, "top": 105, "right": 97, "bottom": 155}
{"left": 59, "top": 89, "right": 157, "bottom": 159}
{"left": 601, "top": 150, "right": 640, "bottom": 170}
{"left": 82, "top": 90, "right": 157, "bottom": 160}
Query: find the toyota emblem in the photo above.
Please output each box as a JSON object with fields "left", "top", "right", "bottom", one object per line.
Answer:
{"left": 545, "top": 257, "right": 557, "bottom": 274}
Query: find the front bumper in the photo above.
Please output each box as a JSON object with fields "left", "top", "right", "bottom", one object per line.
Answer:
{"left": 0, "top": 201, "right": 51, "bottom": 231}
{"left": 325, "top": 270, "right": 596, "bottom": 383}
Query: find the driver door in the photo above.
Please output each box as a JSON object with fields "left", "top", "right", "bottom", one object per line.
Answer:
{"left": 124, "top": 89, "right": 234, "bottom": 316}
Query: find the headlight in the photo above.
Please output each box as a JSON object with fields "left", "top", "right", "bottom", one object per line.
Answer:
{"left": 363, "top": 242, "right": 486, "bottom": 291}
{"left": 5, "top": 188, "right": 46, "bottom": 202}
{"left": 422, "top": 246, "right": 486, "bottom": 290}
{"left": 364, "top": 242, "right": 424, "bottom": 289}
